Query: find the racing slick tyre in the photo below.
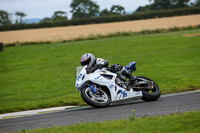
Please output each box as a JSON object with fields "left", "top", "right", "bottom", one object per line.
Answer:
{"left": 137, "top": 76, "right": 161, "bottom": 101}
{"left": 81, "top": 86, "right": 111, "bottom": 108}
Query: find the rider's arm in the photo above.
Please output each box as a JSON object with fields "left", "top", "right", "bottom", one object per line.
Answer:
{"left": 96, "top": 58, "right": 109, "bottom": 68}
{"left": 89, "top": 58, "right": 109, "bottom": 73}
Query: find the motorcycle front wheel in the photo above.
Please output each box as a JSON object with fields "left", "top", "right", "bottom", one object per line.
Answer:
{"left": 136, "top": 76, "right": 161, "bottom": 101}
{"left": 81, "top": 86, "right": 111, "bottom": 108}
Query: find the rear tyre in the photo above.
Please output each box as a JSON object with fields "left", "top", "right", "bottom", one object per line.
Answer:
{"left": 137, "top": 76, "right": 161, "bottom": 101}
{"left": 81, "top": 86, "right": 111, "bottom": 108}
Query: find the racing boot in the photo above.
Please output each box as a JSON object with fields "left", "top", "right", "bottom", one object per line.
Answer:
{"left": 128, "top": 76, "right": 140, "bottom": 91}
{"left": 116, "top": 78, "right": 131, "bottom": 91}
{"left": 124, "top": 82, "right": 131, "bottom": 91}
{"left": 131, "top": 80, "right": 139, "bottom": 87}
{"left": 115, "top": 78, "right": 124, "bottom": 87}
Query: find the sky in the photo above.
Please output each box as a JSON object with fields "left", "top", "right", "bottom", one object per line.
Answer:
{"left": 0, "top": 0, "right": 152, "bottom": 20}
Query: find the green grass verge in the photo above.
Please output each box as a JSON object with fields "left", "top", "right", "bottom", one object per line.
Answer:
{"left": 0, "top": 29, "right": 200, "bottom": 114}
{"left": 14, "top": 111, "right": 200, "bottom": 133}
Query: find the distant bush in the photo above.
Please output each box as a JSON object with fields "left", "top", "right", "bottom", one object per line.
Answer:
{"left": 0, "top": 7, "right": 200, "bottom": 31}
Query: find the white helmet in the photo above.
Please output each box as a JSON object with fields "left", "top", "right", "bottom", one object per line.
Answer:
{"left": 80, "top": 53, "right": 95, "bottom": 70}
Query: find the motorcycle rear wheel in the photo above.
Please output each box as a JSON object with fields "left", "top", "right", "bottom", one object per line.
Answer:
{"left": 81, "top": 86, "right": 111, "bottom": 108}
{"left": 136, "top": 76, "right": 161, "bottom": 101}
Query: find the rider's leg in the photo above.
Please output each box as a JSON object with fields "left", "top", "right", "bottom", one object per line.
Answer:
{"left": 122, "top": 69, "right": 137, "bottom": 87}
{"left": 115, "top": 78, "right": 131, "bottom": 91}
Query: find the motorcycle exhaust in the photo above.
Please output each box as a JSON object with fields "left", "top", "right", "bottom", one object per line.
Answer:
{"left": 132, "top": 81, "right": 154, "bottom": 90}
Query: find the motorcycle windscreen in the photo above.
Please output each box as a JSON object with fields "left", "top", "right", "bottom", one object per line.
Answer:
{"left": 76, "top": 66, "right": 84, "bottom": 77}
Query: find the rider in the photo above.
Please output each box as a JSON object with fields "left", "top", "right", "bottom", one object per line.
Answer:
{"left": 80, "top": 53, "right": 109, "bottom": 74}
{"left": 80, "top": 53, "right": 136, "bottom": 91}
{"left": 108, "top": 64, "right": 137, "bottom": 91}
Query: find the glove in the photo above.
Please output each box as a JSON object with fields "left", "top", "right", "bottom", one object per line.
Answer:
{"left": 89, "top": 66, "right": 98, "bottom": 73}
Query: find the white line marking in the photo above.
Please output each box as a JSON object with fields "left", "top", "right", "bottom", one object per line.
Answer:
{"left": 0, "top": 90, "right": 199, "bottom": 119}
{"left": 161, "top": 90, "right": 200, "bottom": 97}
{"left": 0, "top": 106, "right": 76, "bottom": 119}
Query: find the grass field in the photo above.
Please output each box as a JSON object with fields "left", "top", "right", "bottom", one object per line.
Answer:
{"left": 14, "top": 111, "right": 200, "bottom": 133}
{"left": 0, "top": 30, "right": 200, "bottom": 113}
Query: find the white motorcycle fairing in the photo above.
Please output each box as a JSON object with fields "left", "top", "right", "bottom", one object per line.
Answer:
{"left": 75, "top": 66, "right": 143, "bottom": 102}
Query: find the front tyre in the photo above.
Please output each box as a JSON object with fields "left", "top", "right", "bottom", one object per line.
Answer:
{"left": 81, "top": 86, "right": 111, "bottom": 108}
{"left": 137, "top": 76, "right": 161, "bottom": 101}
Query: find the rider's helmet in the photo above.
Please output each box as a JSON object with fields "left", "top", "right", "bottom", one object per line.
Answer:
{"left": 80, "top": 53, "right": 96, "bottom": 70}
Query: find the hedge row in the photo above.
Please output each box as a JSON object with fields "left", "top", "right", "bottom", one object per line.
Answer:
{"left": 1, "top": 7, "right": 200, "bottom": 31}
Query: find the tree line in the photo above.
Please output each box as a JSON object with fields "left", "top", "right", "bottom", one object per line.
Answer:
{"left": 39, "top": 0, "right": 126, "bottom": 23}
{"left": 137, "top": 0, "right": 200, "bottom": 12}
{"left": 0, "top": 0, "right": 126, "bottom": 25}
{"left": 0, "top": 11, "right": 27, "bottom": 25}
{"left": 0, "top": 0, "right": 200, "bottom": 27}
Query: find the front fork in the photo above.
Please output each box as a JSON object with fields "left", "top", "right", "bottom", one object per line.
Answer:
{"left": 90, "top": 84, "right": 97, "bottom": 93}
{"left": 90, "top": 83, "right": 104, "bottom": 94}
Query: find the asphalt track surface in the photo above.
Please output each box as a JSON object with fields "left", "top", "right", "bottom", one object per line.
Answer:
{"left": 0, "top": 91, "right": 200, "bottom": 132}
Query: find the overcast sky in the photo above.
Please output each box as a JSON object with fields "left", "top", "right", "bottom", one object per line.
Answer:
{"left": 0, "top": 0, "right": 151, "bottom": 20}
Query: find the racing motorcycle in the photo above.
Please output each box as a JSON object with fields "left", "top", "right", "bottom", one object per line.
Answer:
{"left": 75, "top": 62, "right": 161, "bottom": 108}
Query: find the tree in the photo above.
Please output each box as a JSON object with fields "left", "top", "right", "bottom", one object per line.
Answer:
{"left": 110, "top": 5, "right": 126, "bottom": 15}
{"left": 40, "top": 11, "right": 68, "bottom": 23}
{"left": 70, "top": 0, "right": 100, "bottom": 19}
{"left": 100, "top": 5, "right": 126, "bottom": 17}
{"left": 15, "top": 12, "right": 27, "bottom": 24}
{"left": 149, "top": 0, "right": 172, "bottom": 10}
{"left": 136, "top": 0, "right": 171, "bottom": 12}
{"left": 40, "top": 17, "right": 52, "bottom": 23}
{"left": 197, "top": 0, "right": 200, "bottom": 6}
{"left": 100, "top": 8, "right": 112, "bottom": 16}
{"left": 136, "top": 5, "right": 154, "bottom": 12}
{"left": 52, "top": 11, "right": 68, "bottom": 22}
{"left": 171, "top": 0, "right": 190, "bottom": 8}
{"left": 136, "top": 0, "right": 191, "bottom": 12}
{"left": 193, "top": 0, "right": 200, "bottom": 6}
{"left": 0, "top": 10, "right": 12, "bottom": 25}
